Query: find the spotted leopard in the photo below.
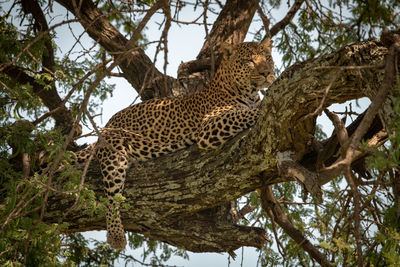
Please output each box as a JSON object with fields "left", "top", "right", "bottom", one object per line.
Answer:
{"left": 73, "top": 39, "right": 275, "bottom": 249}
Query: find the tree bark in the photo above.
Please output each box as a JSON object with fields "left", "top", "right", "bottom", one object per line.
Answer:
{"left": 197, "top": 0, "right": 260, "bottom": 59}
{"left": 45, "top": 40, "right": 389, "bottom": 252}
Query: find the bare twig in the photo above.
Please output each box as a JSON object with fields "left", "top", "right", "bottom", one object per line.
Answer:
{"left": 203, "top": 0, "right": 215, "bottom": 77}
{"left": 257, "top": 5, "right": 271, "bottom": 38}
{"left": 324, "top": 109, "right": 348, "bottom": 148}
{"left": 344, "top": 166, "right": 364, "bottom": 267}
{"left": 127, "top": 0, "right": 165, "bottom": 47}
{"left": 0, "top": 19, "right": 78, "bottom": 73}
{"left": 270, "top": 0, "right": 304, "bottom": 37}
{"left": 30, "top": 57, "right": 114, "bottom": 127}
{"left": 302, "top": 69, "right": 343, "bottom": 120}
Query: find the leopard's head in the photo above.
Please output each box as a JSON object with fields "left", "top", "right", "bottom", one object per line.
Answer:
{"left": 218, "top": 38, "right": 275, "bottom": 93}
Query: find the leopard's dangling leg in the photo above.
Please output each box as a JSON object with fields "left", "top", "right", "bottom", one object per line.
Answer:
{"left": 97, "top": 137, "right": 129, "bottom": 250}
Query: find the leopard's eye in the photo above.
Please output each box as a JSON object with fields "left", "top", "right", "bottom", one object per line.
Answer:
{"left": 245, "top": 59, "right": 255, "bottom": 68}
{"left": 244, "top": 58, "right": 255, "bottom": 64}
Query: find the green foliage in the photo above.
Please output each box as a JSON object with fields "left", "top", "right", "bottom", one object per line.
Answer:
{"left": 1, "top": 0, "right": 400, "bottom": 266}
{"left": 274, "top": 0, "right": 400, "bottom": 69}
{"left": 240, "top": 96, "right": 400, "bottom": 266}
{"left": 59, "top": 233, "right": 123, "bottom": 266}
{"left": 0, "top": 1, "right": 185, "bottom": 265}
{"left": 0, "top": 17, "right": 22, "bottom": 63}
{"left": 361, "top": 98, "right": 400, "bottom": 266}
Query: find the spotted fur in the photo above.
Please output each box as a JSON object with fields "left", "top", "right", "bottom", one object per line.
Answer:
{"left": 74, "top": 39, "right": 275, "bottom": 249}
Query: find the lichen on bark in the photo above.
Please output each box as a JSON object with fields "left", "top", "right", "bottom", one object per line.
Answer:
{"left": 45, "top": 39, "right": 389, "bottom": 253}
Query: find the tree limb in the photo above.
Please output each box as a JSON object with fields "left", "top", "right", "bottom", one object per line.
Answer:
{"left": 197, "top": 0, "right": 260, "bottom": 59}
{"left": 21, "top": 0, "right": 56, "bottom": 71}
{"left": 270, "top": 0, "right": 304, "bottom": 37}
{"left": 55, "top": 0, "right": 177, "bottom": 99}
{"left": 43, "top": 39, "right": 389, "bottom": 253}
{"left": 176, "top": 0, "right": 260, "bottom": 95}
{"left": 318, "top": 31, "right": 400, "bottom": 180}
{"left": 16, "top": 0, "right": 75, "bottom": 135}
{"left": 259, "top": 186, "right": 332, "bottom": 266}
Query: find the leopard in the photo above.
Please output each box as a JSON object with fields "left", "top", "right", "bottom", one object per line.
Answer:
{"left": 73, "top": 38, "right": 275, "bottom": 250}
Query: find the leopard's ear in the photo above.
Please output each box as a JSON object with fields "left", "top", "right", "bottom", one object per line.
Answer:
{"left": 261, "top": 37, "right": 273, "bottom": 53}
{"left": 220, "top": 42, "right": 234, "bottom": 59}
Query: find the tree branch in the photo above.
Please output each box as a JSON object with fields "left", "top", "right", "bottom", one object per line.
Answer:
{"left": 270, "top": 0, "right": 304, "bottom": 37}
{"left": 2, "top": 65, "right": 74, "bottom": 135}
{"left": 43, "top": 39, "right": 389, "bottom": 253}
{"left": 319, "top": 31, "right": 400, "bottom": 179}
{"left": 259, "top": 186, "right": 332, "bottom": 266}
{"left": 276, "top": 151, "right": 323, "bottom": 202}
{"left": 177, "top": 0, "right": 260, "bottom": 95}
{"left": 21, "top": 0, "right": 56, "bottom": 71}
{"left": 16, "top": 0, "right": 75, "bottom": 135}
{"left": 197, "top": 0, "right": 259, "bottom": 59}
{"left": 346, "top": 31, "right": 400, "bottom": 162}
{"left": 55, "top": 0, "right": 176, "bottom": 99}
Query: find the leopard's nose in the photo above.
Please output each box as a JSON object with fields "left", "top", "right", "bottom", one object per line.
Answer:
{"left": 268, "top": 73, "right": 276, "bottom": 81}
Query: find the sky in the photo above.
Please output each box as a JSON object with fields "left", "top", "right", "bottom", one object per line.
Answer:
{"left": 3, "top": 0, "right": 371, "bottom": 266}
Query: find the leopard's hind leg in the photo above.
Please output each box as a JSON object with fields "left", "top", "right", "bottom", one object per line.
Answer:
{"left": 97, "top": 136, "right": 129, "bottom": 250}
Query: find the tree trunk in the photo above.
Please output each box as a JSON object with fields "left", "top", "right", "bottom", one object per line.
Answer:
{"left": 45, "top": 40, "right": 389, "bottom": 252}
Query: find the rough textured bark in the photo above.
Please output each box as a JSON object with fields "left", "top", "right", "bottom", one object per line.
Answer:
{"left": 197, "top": 0, "right": 260, "bottom": 59}
{"left": 42, "top": 39, "right": 392, "bottom": 252}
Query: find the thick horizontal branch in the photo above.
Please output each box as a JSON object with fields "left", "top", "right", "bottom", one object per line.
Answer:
{"left": 45, "top": 40, "right": 389, "bottom": 252}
